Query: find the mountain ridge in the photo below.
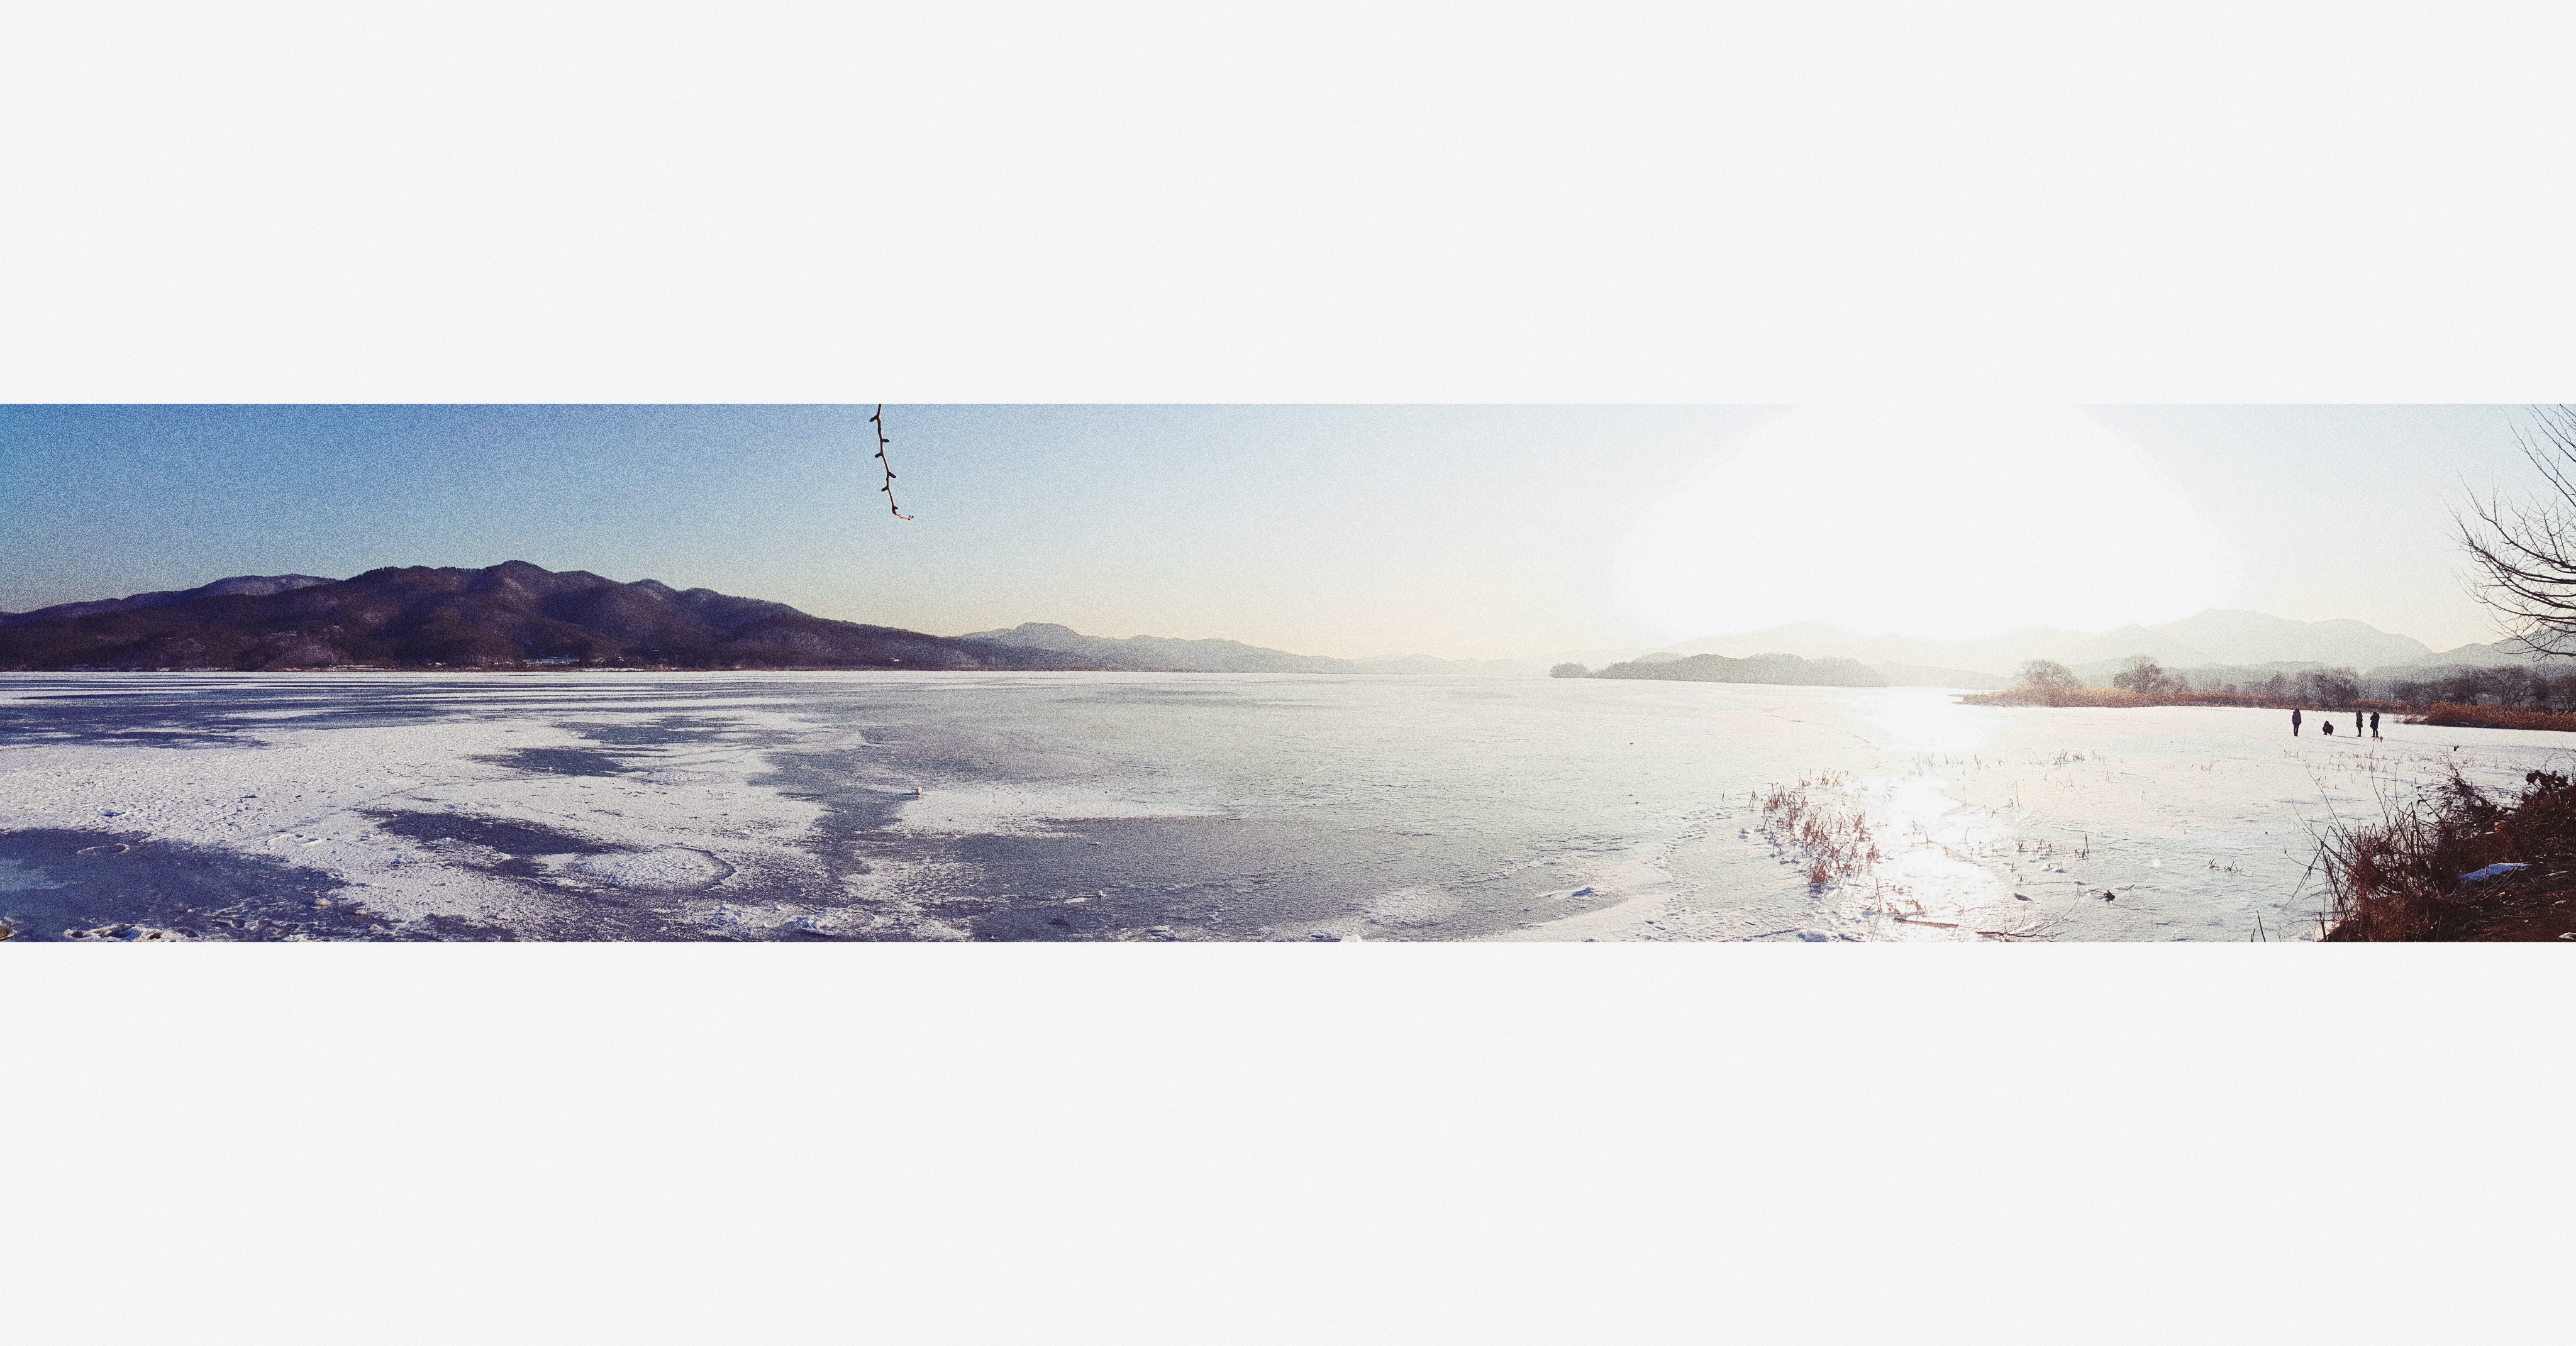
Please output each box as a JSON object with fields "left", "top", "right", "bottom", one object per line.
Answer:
{"left": 0, "top": 574, "right": 338, "bottom": 627}
{"left": 0, "top": 563, "right": 1086, "bottom": 671}
{"left": 1, "top": 568, "right": 2546, "bottom": 681}
{"left": 0, "top": 566, "right": 1540, "bottom": 675}
{"left": 1623, "top": 609, "right": 2541, "bottom": 678}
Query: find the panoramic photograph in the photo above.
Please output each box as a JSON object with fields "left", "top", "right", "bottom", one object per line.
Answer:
{"left": 24, "top": 9, "right": 2575, "bottom": 1345}
{"left": 6, "top": 402, "right": 2576, "bottom": 943}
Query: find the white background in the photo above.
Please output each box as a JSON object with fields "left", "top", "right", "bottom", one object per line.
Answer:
{"left": 6, "top": 3, "right": 2573, "bottom": 1343}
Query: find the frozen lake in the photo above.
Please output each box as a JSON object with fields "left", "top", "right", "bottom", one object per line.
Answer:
{"left": 3, "top": 670, "right": 2569, "bottom": 942}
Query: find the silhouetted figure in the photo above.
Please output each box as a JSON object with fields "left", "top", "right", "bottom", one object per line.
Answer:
{"left": 2292, "top": 708, "right": 2302, "bottom": 736}
{"left": 2371, "top": 711, "right": 2382, "bottom": 737}
{"left": 2355, "top": 710, "right": 2364, "bottom": 734}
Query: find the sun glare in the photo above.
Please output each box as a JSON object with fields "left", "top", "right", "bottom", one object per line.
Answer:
{"left": 1612, "top": 405, "right": 2241, "bottom": 642}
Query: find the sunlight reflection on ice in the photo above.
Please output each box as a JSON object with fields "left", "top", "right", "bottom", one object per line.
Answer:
{"left": 1807, "top": 764, "right": 2021, "bottom": 941}
{"left": 1858, "top": 686, "right": 1989, "bottom": 753}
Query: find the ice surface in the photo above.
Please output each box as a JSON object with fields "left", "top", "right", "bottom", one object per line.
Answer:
{"left": 4, "top": 671, "right": 2570, "bottom": 941}
{"left": 568, "top": 849, "right": 729, "bottom": 890}
{"left": 888, "top": 785, "right": 1219, "bottom": 837}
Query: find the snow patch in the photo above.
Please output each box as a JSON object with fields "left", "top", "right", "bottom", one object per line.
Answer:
{"left": 570, "top": 849, "right": 728, "bottom": 891}
{"left": 1365, "top": 887, "right": 1458, "bottom": 928}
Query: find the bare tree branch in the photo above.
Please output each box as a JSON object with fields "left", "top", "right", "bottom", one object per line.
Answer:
{"left": 869, "top": 404, "right": 914, "bottom": 521}
{"left": 2460, "top": 406, "right": 2576, "bottom": 655}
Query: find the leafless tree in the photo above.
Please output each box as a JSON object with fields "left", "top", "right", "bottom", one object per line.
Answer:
{"left": 2458, "top": 406, "right": 2576, "bottom": 654}
{"left": 2015, "top": 658, "right": 2081, "bottom": 705}
{"left": 2111, "top": 654, "right": 2172, "bottom": 697}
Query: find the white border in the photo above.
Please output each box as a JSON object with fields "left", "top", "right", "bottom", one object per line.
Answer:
{"left": 6, "top": 5, "right": 2573, "bottom": 1343}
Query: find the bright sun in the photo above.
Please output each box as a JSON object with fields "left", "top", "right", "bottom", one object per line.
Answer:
{"left": 1613, "top": 405, "right": 2241, "bottom": 642}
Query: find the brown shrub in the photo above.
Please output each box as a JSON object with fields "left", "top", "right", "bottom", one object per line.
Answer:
{"left": 2405, "top": 702, "right": 2576, "bottom": 733}
{"left": 2318, "top": 768, "right": 2576, "bottom": 941}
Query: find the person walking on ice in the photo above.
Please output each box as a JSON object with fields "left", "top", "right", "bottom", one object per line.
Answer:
{"left": 2371, "top": 710, "right": 2381, "bottom": 737}
{"left": 2292, "top": 707, "right": 2302, "bottom": 736}
{"left": 2355, "top": 710, "right": 2365, "bottom": 734}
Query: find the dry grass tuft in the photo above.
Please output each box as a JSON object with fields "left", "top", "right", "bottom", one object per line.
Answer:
{"left": 2318, "top": 768, "right": 2576, "bottom": 941}
{"left": 1760, "top": 783, "right": 1883, "bottom": 888}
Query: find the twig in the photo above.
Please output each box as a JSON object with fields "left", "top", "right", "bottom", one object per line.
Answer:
{"left": 869, "top": 404, "right": 914, "bottom": 521}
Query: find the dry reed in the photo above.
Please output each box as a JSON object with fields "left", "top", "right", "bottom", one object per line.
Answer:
{"left": 2404, "top": 702, "right": 2576, "bottom": 733}
{"left": 1760, "top": 783, "right": 1884, "bottom": 888}
{"left": 2316, "top": 767, "right": 2576, "bottom": 940}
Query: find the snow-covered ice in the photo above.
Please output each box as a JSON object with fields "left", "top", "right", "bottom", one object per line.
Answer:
{"left": 2, "top": 671, "right": 2568, "bottom": 941}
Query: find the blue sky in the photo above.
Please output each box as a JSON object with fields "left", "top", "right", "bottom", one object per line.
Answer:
{"left": 0, "top": 403, "right": 2541, "bottom": 658}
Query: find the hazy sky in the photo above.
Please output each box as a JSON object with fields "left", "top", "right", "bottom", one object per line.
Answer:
{"left": 0, "top": 404, "right": 2543, "bottom": 659}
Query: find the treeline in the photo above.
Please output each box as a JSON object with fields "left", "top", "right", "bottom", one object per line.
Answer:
{"left": 1550, "top": 652, "right": 1886, "bottom": 688}
{"left": 1974, "top": 656, "right": 2400, "bottom": 709}
{"left": 1968, "top": 655, "right": 2576, "bottom": 730}
{"left": 2098, "top": 656, "right": 2576, "bottom": 710}
{"left": 2097, "top": 656, "right": 2576, "bottom": 711}
{"left": 2378, "top": 665, "right": 2576, "bottom": 710}
{"left": 2104, "top": 658, "right": 2362, "bottom": 705}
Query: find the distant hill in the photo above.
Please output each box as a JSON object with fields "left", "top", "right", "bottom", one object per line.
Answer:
{"left": 2150, "top": 609, "right": 2436, "bottom": 668}
{"left": 2406, "top": 641, "right": 2545, "bottom": 670}
{"left": 0, "top": 563, "right": 1104, "bottom": 671}
{"left": 0, "top": 566, "right": 1545, "bottom": 675}
{"left": 961, "top": 622, "right": 1539, "bottom": 676}
{"left": 0, "top": 574, "right": 336, "bottom": 626}
{"left": 1589, "top": 651, "right": 1886, "bottom": 688}
{"left": 1646, "top": 609, "right": 2488, "bottom": 678}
